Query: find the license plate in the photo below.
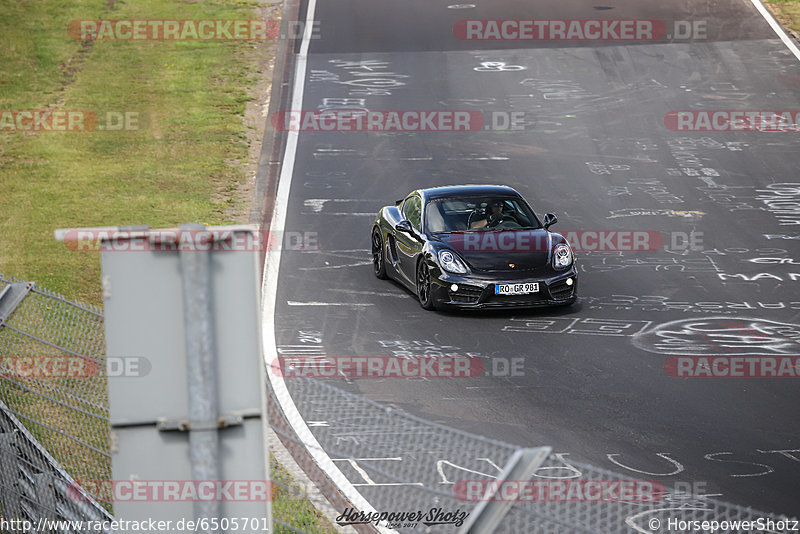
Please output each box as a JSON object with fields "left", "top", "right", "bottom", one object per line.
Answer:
{"left": 495, "top": 282, "right": 539, "bottom": 295}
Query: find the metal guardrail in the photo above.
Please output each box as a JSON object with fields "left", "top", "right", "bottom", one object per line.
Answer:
{"left": 0, "top": 273, "right": 113, "bottom": 532}
{"left": 2, "top": 271, "right": 797, "bottom": 533}
{"left": 0, "top": 397, "right": 113, "bottom": 532}
{"left": 0, "top": 274, "right": 111, "bottom": 512}
{"left": 268, "top": 374, "right": 800, "bottom": 534}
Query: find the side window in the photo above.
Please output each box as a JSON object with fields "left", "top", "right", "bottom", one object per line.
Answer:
{"left": 402, "top": 195, "right": 422, "bottom": 231}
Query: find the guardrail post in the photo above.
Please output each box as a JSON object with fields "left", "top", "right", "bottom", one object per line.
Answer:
{"left": 179, "top": 223, "right": 221, "bottom": 531}
{"left": 457, "top": 446, "right": 552, "bottom": 534}
{"left": 34, "top": 473, "right": 58, "bottom": 533}
{"left": 0, "top": 281, "right": 33, "bottom": 327}
{"left": 68, "top": 224, "right": 270, "bottom": 531}
{"left": 0, "top": 433, "right": 24, "bottom": 523}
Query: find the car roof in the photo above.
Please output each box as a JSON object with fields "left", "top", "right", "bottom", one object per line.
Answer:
{"left": 417, "top": 185, "right": 522, "bottom": 201}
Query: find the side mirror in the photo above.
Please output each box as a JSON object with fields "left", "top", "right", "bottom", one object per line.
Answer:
{"left": 543, "top": 213, "right": 558, "bottom": 229}
{"left": 395, "top": 220, "right": 414, "bottom": 234}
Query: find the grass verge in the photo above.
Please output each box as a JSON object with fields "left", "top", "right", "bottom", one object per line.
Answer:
{"left": 764, "top": 0, "right": 800, "bottom": 37}
{"left": 271, "top": 456, "right": 340, "bottom": 533}
{"left": 1, "top": 2, "right": 337, "bottom": 532}
{"left": 0, "top": 0, "right": 274, "bottom": 304}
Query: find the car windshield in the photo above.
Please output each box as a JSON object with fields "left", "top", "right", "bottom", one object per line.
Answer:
{"left": 425, "top": 195, "right": 542, "bottom": 233}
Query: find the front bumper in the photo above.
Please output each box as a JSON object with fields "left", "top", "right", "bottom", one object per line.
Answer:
{"left": 430, "top": 266, "right": 578, "bottom": 309}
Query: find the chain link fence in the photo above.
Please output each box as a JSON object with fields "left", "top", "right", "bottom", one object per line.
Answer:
{"left": 269, "top": 373, "right": 800, "bottom": 533}
{"left": 0, "top": 273, "right": 112, "bottom": 528}
{"left": 0, "top": 397, "right": 113, "bottom": 532}
{"left": 2, "top": 270, "right": 797, "bottom": 533}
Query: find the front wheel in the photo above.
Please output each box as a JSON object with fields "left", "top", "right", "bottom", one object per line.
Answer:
{"left": 372, "top": 227, "right": 387, "bottom": 279}
{"left": 416, "top": 260, "right": 437, "bottom": 310}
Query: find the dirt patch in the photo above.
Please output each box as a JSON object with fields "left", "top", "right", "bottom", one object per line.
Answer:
{"left": 222, "top": 1, "right": 282, "bottom": 222}
{"left": 764, "top": 0, "right": 800, "bottom": 40}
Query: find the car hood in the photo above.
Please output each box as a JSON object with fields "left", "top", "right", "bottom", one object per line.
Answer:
{"left": 435, "top": 229, "right": 552, "bottom": 272}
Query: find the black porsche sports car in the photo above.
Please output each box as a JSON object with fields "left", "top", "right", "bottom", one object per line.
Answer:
{"left": 371, "top": 185, "right": 578, "bottom": 310}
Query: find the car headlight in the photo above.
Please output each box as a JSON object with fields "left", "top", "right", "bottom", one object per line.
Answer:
{"left": 438, "top": 250, "right": 468, "bottom": 274}
{"left": 553, "top": 243, "right": 573, "bottom": 270}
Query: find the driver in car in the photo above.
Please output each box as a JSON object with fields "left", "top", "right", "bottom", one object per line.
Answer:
{"left": 470, "top": 199, "right": 505, "bottom": 229}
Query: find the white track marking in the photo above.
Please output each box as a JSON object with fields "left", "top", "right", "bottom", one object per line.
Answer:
{"left": 607, "top": 453, "right": 684, "bottom": 476}
{"left": 259, "top": 0, "right": 394, "bottom": 530}
{"left": 286, "top": 301, "right": 375, "bottom": 306}
{"left": 751, "top": 0, "right": 800, "bottom": 62}
{"left": 303, "top": 198, "right": 380, "bottom": 212}
{"left": 327, "top": 289, "right": 406, "bottom": 297}
{"left": 352, "top": 483, "right": 426, "bottom": 487}
{"left": 298, "top": 261, "right": 373, "bottom": 271}
{"left": 337, "top": 459, "right": 424, "bottom": 487}
{"left": 446, "top": 156, "right": 510, "bottom": 161}
{"left": 262, "top": 1, "right": 800, "bottom": 528}
{"left": 304, "top": 212, "right": 376, "bottom": 216}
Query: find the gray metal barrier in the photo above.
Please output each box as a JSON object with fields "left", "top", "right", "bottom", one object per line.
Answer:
{"left": 2, "top": 270, "right": 797, "bottom": 534}
{"left": 0, "top": 396, "right": 112, "bottom": 532}
{"left": 0, "top": 274, "right": 110, "bottom": 512}
{"left": 268, "top": 374, "right": 800, "bottom": 534}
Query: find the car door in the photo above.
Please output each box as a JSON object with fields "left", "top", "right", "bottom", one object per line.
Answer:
{"left": 394, "top": 194, "right": 424, "bottom": 285}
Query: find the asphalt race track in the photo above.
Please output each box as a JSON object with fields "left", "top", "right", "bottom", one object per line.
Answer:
{"left": 271, "top": 0, "right": 800, "bottom": 521}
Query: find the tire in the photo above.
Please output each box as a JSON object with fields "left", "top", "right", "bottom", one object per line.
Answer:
{"left": 416, "top": 260, "right": 437, "bottom": 310}
{"left": 371, "top": 227, "right": 388, "bottom": 279}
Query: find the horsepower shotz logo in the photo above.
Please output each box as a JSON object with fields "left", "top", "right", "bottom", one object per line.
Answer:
{"left": 336, "top": 507, "right": 469, "bottom": 528}
{"left": 271, "top": 355, "right": 484, "bottom": 378}
{"left": 447, "top": 230, "right": 661, "bottom": 252}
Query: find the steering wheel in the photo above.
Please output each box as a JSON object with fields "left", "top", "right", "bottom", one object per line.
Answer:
{"left": 487, "top": 211, "right": 505, "bottom": 228}
{"left": 497, "top": 218, "right": 523, "bottom": 229}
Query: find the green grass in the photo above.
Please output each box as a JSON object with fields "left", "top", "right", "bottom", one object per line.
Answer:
{"left": 0, "top": 0, "right": 267, "bottom": 304}
{"left": 765, "top": 0, "right": 800, "bottom": 35}
{"left": 271, "top": 456, "right": 339, "bottom": 533}
{"left": 0, "top": 2, "right": 335, "bottom": 531}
